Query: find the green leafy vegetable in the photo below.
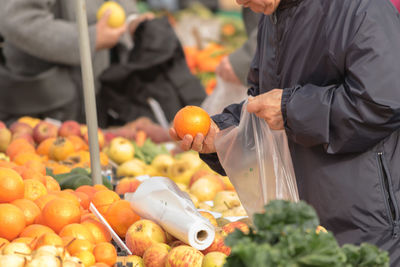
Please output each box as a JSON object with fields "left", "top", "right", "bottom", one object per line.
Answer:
{"left": 133, "top": 139, "right": 168, "bottom": 164}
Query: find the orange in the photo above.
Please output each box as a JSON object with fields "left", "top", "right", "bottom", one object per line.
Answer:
{"left": 36, "top": 138, "right": 56, "bottom": 156}
{"left": 24, "top": 160, "right": 46, "bottom": 176}
{"left": 93, "top": 242, "right": 117, "bottom": 266}
{"left": 0, "top": 167, "right": 25, "bottom": 203}
{"left": 18, "top": 167, "right": 46, "bottom": 184}
{"left": 80, "top": 213, "right": 98, "bottom": 222}
{"left": 75, "top": 250, "right": 96, "bottom": 267}
{"left": 105, "top": 200, "right": 140, "bottom": 238}
{"left": 68, "top": 135, "right": 88, "bottom": 151}
{"left": 173, "top": 106, "right": 211, "bottom": 139}
{"left": 52, "top": 191, "right": 80, "bottom": 207}
{"left": 35, "top": 232, "right": 63, "bottom": 248}
{"left": 93, "top": 184, "right": 109, "bottom": 191}
{"left": 59, "top": 223, "right": 95, "bottom": 244}
{"left": 66, "top": 238, "right": 94, "bottom": 256}
{"left": 6, "top": 139, "right": 35, "bottom": 160}
{"left": 0, "top": 203, "right": 26, "bottom": 241}
{"left": 62, "top": 236, "right": 75, "bottom": 247}
{"left": 0, "top": 160, "right": 17, "bottom": 169}
{"left": 20, "top": 224, "right": 55, "bottom": 238}
{"left": 91, "top": 263, "right": 109, "bottom": 267}
{"left": 11, "top": 199, "right": 41, "bottom": 226}
{"left": 49, "top": 137, "right": 75, "bottom": 161}
{"left": 24, "top": 179, "right": 47, "bottom": 201}
{"left": 34, "top": 194, "right": 57, "bottom": 210}
{"left": 13, "top": 152, "right": 42, "bottom": 166}
{"left": 44, "top": 175, "right": 61, "bottom": 192}
{"left": 42, "top": 198, "right": 81, "bottom": 233}
{"left": 12, "top": 237, "right": 37, "bottom": 249}
{"left": 91, "top": 190, "right": 120, "bottom": 215}
{"left": 74, "top": 191, "right": 90, "bottom": 210}
{"left": 81, "top": 219, "right": 111, "bottom": 244}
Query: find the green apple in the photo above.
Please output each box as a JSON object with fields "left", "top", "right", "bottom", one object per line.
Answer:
{"left": 202, "top": 252, "right": 227, "bottom": 267}
{"left": 117, "top": 158, "right": 147, "bottom": 177}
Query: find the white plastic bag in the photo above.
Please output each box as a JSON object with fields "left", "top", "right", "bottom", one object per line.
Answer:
{"left": 201, "top": 76, "right": 248, "bottom": 116}
{"left": 215, "top": 100, "right": 299, "bottom": 220}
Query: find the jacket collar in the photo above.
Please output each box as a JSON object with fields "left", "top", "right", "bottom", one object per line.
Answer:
{"left": 278, "top": 0, "right": 303, "bottom": 10}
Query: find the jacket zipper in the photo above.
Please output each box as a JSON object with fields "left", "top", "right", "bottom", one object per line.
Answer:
{"left": 272, "top": 12, "right": 280, "bottom": 88}
{"left": 377, "top": 152, "right": 400, "bottom": 237}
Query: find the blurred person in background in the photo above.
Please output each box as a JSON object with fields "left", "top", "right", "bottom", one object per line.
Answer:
{"left": 0, "top": 0, "right": 151, "bottom": 124}
{"left": 392, "top": 0, "right": 400, "bottom": 12}
{"left": 171, "top": 0, "right": 400, "bottom": 264}
{"left": 216, "top": 7, "right": 260, "bottom": 85}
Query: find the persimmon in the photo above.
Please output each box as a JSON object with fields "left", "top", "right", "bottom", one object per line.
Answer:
{"left": 49, "top": 137, "right": 75, "bottom": 161}
{"left": 36, "top": 138, "right": 56, "bottom": 156}
{"left": 173, "top": 106, "right": 211, "bottom": 139}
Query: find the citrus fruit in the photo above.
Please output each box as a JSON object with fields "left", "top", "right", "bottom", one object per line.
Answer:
{"left": 35, "top": 232, "right": 63, "bottom": 248}
{"left": 0, "top": 203, "right": 26, "bottom": 241}
{"left": 42, "top": 198, "right": 81, "bottom": 233}
{"left": 97, "top": 1, "right": 126, "bottom": 28}
{"left": 66, "top": 238, "right": 94, "bottom": 256}
{"left": 36, "top": 138, "right": 56, "bottom": 156}
{"left": 93, "top": 242, "right": 117, "bottom": 266}
{"left": 173, "top": 106, "right": 211, "bottom": 139}
{"left": 11, "top": 199, "right": 41, "bottom": 226}
{"left": 75, "top": 250, "right": 96, "bottom": 267}
{"left": 20, "top": 224, "right": 55, "bottom": 238}
{"left": 59, "top": 223, "right": 95, "bottom": 244}
{"left": 91, "top": 190, "right": 120, "bottom": 215}
{"left": 23, "top": 179, "right": 47, "bottom": 201}
{"left": 105, "top": 200, "right": 140, "bottom": 237}
{"left": 0, "top": 167, "right": 25, "bottom": 203}
{"left": 81, "top": 219, "right": 111, "bottom": 244}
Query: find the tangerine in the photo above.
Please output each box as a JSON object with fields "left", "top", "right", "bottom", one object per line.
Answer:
{"left": 20, "top": 224, "right": 55, "bottom": 238}
{"left": 42, "top": 198, "right": 81, "bottom": 233}
{"left": 91, "top": 190, "right": 120, "bottom": 215}
{"left": 13, "top": 152, "right": 42, "bottom": 166}
{"left": 6, "top": 139, "right": 35, "bottom": 160}
{"left": 24, "top": 160, "right": 46, "bottom": 176}
{"left": 75, "top": 250, "right": 96, "bottom": 267}
{"left": 11, "top": 199, "right": 41, "bottom": 226}
{"left": 35, "top": 232, "right": 63, "bottom": 248}
{"left": 0, "top": 203, "right": 26, "bottom": 241}
{"left": 23, "top": 179, "right": 47, "bottom": 201}
{"left": 173, "top": 106, "right": 211, "bottom": 139}
{"left": 34, "top": 194, "right": 57, "bottom": 210}
{"left": 0, "top": 167, "right": 25, "bottom": 203}
{"left": 81, "top": 219, "right": 111, "bottom": 244}
{"left": 44, "top": 175, "right": 61, "bottom": 192}
{"left": 105, "top": 200, "right": 140, "bottom": 237}
{"left": 59, "top": 223, "right": 95, "bottom": 244}
{"left": 93, "top": 242, "right": 117, "bottom": 266}
{"left": 66, "top": 238, "right": 94, "bottom": 256}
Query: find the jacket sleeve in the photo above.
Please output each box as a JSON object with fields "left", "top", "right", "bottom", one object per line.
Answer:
{"left": 282, "top": 5, "right": 400, "bottom": 154}
{"left": 0, "top": 0, "right": 98, "bottom": 66}
{"left": 200, "top": 16, "right": 264, "bottom": 174}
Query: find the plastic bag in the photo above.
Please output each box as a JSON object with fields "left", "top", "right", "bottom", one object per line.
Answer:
{"left": 215, "top": 100, "right": 299, "bottom": 219}
{"left": 201, "top": 76, "right": 248, "bottom": 116}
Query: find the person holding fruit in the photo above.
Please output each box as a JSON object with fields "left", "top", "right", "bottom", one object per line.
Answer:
{"left": 0, "top": 0, "right": 153, "bottom": 124}
{"left": 170, "top": 0, "right": 400, "bottom": 264}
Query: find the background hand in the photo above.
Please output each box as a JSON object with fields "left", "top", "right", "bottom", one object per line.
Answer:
{"left": 96, "top": 10, "right": 127, "bottom": 50}
{"left": 216, "top": 56, "right": 242, "bottom": 84}
{"left": 247, "top": 89, "right": 284, "bottom": 130}
{"left": 169, "top": 120, "right": 220, "bottom": 154}
{"left": 128, "top": 12, "right": 155, "bottom": 35}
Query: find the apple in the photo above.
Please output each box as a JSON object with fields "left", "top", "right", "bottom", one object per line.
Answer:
{"left": 0, "top": 128, "right": 12, "bottom": 152}
{"left": 189, "top": 169, "right": 212, "bottom": 188}
{"left": 125, "top": 255, "right": 145, "bottom": 266}
{"left": 189, "top": 175, "right": 225, "bottom": 202}
{"left": 168, "top": 240, "right": 187, "bottom": 248}
{"left": 200, "top": 233, "right": 230, "bottom": 256}
{"left": 115, "top": 177, "right": 141, "bottom": 195}
{"left": 221, "top": 221, "right": 249, "bottom": 236}
{"left": 166, "top": 245, "right": 204, "bottom": 267}
{"left": 33, "top": 121, "right": 58, "bottom": 144}
{"left": 12, "top": 132, "right": 35, "bottom": 146}
{"left": 201, "top": 252, "right": 227, "bottom": 267}
{"left": 151, "top": 154, "right": 175, "bottom": 177}
{"left": 221, "top": 206, "right": 247, "bottom": 217}
{"left": 58, "top": 120, "right": 81, "bottom": 137}
{"left": 143, "top": 243, "right": 171, "bottom": 267}
{"left": 9, "top": 122, "right": 33, "bottom": 135}
{"left": 177, "top": 152, "right": 204, "bottom": 170}
{"left": 107, "top": 137, "right": 135, "bottom": 164}
{"left": 116, "top": 159, "right": 148, "bottom": 177}
{"left": 199, "top": 211, "right": 218, "bottom": 227}
{"left": 0, "top": 121, "right": 6, "bottom": 129}
{"left": 168, "top": 160, "right": 196, "bottom": 185}
{"left": 83, "top": 129, "right": 105, "bottom": 150}
{"left": 213, "top": 191, "right": 241, "bottom": 211}
{"left": 125, "top": 219, "right": 167, "bottom": 257}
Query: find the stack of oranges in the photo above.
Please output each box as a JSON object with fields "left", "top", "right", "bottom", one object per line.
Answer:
{"left": 0, "top": 161, "right": 141, "bottom": 266}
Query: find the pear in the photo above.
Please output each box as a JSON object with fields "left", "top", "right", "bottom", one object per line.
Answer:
{"left": 117, "top": 159, "right": 148, "bottom": 177}
{"left": 151, "top": 154, "right": 175, "bottom": 177}
{"left": 221, "top": 205, "right": 248, "bottom": 217}
{"left": 26, "top": 255, "right": 62, "bottom": 267}
{"left": 0, "top": 254, "right": 26, "bottom": 267}
{"left": 197, "top": 202, "right": 212, "bottom": 211}
{"left": 213, "top": 191, "right": 241, "bottom": 209}
{"left": 2, "top": 242, "right": 31, "bottom": 256}
{"left": 176, "top": 152, "right": 203, "bottom": 170}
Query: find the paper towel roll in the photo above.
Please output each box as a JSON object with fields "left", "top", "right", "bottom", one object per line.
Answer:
{"left": 125, "top": 177, "right": 215, "bottom": 250}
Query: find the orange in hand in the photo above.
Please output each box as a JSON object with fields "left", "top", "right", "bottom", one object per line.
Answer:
{"left": 173, "top": 106, "right": 211, "bottom": 139}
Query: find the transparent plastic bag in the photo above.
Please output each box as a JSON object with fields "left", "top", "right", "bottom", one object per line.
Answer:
{"left": 201, "top": 76, "right": 248, "bottom": 116}
{"left": 215, "top": 100, "right": 299, "bottom": 219}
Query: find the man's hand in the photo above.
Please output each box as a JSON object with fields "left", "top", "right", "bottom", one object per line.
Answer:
{"left": 247, "top": 89, "right": 284, "bottom": 130}
{"left": 96, "top": 10, "right": 127, "bottom": 50}
{"left": 169, "top": 121, "right": 220, "bottom": 154}
{"left": 128, "top": 12, "right": 155, "bottom": 35}
{"left": 216, "top": 56, "right": 242, "bottom": 84}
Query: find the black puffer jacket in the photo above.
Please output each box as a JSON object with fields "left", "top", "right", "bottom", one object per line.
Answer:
{"left": 201, "top": 0, "right": 400, "bottom": 264}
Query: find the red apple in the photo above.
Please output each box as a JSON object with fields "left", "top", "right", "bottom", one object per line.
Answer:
{"left": 189, "top": 175, "right": 226, "bottom": 202}
{"left": 166, "top": 245, "right": 204, "bottom": 267}
{"left": 143, "top": 243, "right": 171, "bottom": 267}
{"left": 0, "top": 128, "right": 12, "bottom": 152}
{"left": 199, "top": 211, "right": 218, "bottom": 227}
{"left": 125, "top": 219, "right": 167, "bottom": 257}
{"left": 0, "top": 121, "right": 6, "bottom": 129}
{"left": 11, "top": 132, "right": 35, "bottom": 146}
{"left": 9, "top": 122, "right": 33, "bottom": 135}
{"left": 221, "top": 221, "right": 249, "bottom": 236}
{"left": 58, "top": 120, "right": 81, "bottom": 137}
{"left": 201, "top": 233, "right": 231, "bottom": 256}
{"left": 33, "top": 121, "right": 58, "bottom": 144}
{"left": 189, "top": 169, "right": 212, "bottom": 188}
{"left": 168, "top": 240, "right": 187, "bottom": 248}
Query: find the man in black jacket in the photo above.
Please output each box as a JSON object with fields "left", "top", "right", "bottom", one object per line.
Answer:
{"left": 170, "top": 0, "right": 400, "bottom": 264}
